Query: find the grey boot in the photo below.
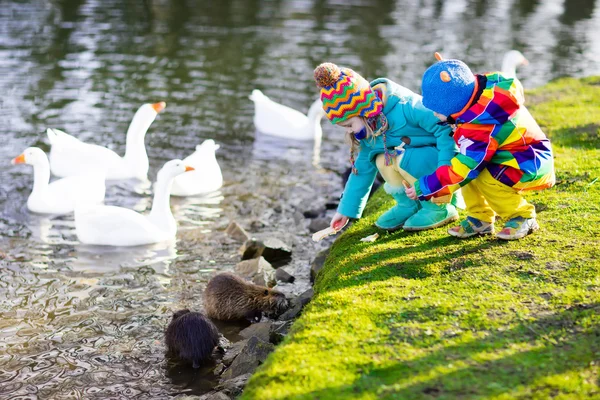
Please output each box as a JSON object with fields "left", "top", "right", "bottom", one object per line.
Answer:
{"left": 403, "top": 200, "right": 459, "bottom": 231}
{"left": 375, "top": 183, "right": 420, "bottom": 231}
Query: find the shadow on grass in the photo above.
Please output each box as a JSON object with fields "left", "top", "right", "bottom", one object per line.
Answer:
{"left": 317, "top": 230, "right": 506, "bottom": 292}
{"left": 300, "top": 304, "right": 600, "bottom": 399}
{"left": 550, "top": 123, "right": 600, "bottom": 149}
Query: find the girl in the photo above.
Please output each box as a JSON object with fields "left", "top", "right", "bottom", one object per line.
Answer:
{"left": 313, "top": 62, "right": 460, "bottom": 232}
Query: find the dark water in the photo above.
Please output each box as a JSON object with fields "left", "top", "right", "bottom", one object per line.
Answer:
{"left": 1, "top": 0, "right": 599, "bottom": 398}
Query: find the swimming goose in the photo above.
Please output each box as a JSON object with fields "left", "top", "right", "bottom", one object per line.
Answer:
{"left": 249, "top": 90, "right": 325, "bottom": 141}
{"left": 11, "top": 147, "right": 105, "bottom": 215}
{"left": 47, "top": 102, "right": 166, "bottom": 180}
{"left": 171, "top": 139, "right": 223, "bottom": 196}
{"left": 74, "top": 159, "right": 193, "bottom": 247}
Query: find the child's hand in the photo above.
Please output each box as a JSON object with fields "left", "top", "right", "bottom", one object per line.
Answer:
{"left": 312, "top": 213, "right": 349, "bottom": 242}
{"left": 403, "top": 181, "right": 418, "bottom": 200}
{"left": 330, "top": 212, "right": 349, "bottom": 231}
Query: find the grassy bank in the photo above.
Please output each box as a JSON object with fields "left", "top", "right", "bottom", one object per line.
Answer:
{"left": 242, "top": 77, "right": 600, "bottom": 399}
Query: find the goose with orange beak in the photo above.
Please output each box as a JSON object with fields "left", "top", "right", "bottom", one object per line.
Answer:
{"left": 11, "top": 147, "right": 105, "bottom": 214}
{"left": 170, "top": 139, "right": 223, "bottom": 196}
{"left": 75, "top": 159, "right": 194, "bottom": 246}
{"left": 47, "top": 102, "right": 166, "bottom": 180}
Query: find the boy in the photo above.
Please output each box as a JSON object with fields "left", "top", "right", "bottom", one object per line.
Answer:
{"left": 405, "top": 53, "right": 555, "bottom": 240}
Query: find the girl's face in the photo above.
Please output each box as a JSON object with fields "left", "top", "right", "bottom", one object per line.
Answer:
{"left": 337, "top": 116, "right": 365, "bottom": 135}
{"left": 434, "top": 112, "right": 448, "bottom": 122}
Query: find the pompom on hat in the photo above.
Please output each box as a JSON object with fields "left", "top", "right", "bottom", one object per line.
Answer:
{"left": 421, "top": 52, "right": 476, "bottom": 117}
{"left": 314, "top": 62, "right": 383, "bottom": 124}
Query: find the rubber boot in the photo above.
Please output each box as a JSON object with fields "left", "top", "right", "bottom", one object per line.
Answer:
{"left": 375, "top": 183, "right": 420, "bottom": 231}
{"left": 403, "top": 200, "right": 459, "bottom": 231}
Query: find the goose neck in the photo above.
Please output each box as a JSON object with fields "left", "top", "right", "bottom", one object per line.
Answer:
{"left": 123, "top": 112, "right": 154, "bottom": 167}
{"left": 501, "top": 62, "right": 517, "bottom": 79}
{"left": 31, "top": 160, "right": 50, "bottom": 199}
{"left": 148, "top": 175, "right": 175, "bottom": 232}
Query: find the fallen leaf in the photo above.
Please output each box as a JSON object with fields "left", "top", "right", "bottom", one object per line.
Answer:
{"left": 360, "top": 233, "right": 379, "bottom": 243}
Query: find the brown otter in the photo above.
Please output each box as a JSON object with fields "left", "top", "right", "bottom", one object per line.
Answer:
{"left": 203, "top": 272, "right": 289, "bottom": 322}
{"left": 165, "top": 309, "right": 220, "bottom": 368}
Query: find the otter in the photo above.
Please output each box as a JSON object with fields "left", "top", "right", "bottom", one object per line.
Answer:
{"left": 165, "top": 309, "right": 220, "bottom": 368}
{"left": 203, "top": 272, "right": 289, "bottom": 322}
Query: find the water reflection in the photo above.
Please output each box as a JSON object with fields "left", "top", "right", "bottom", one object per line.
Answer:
{"left": 1, "top": 0, "right": 600, "bottom": 397}
{"left": 560, "top": 0, "right": 597, "bottom": 25}
{"left": 26, "top": 215, "right": 74, "bottom": 246}
{"left": 71, "top": 240, "right": 177, "bottom": 274}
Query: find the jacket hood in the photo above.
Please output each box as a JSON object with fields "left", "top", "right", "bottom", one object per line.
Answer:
{"left": 456, "top": 72, "right": 524, "bottom": 126}
{"left": 369, "top": 78, "right": 419, "bottom": 116}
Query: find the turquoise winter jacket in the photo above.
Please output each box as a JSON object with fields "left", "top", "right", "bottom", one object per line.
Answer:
{"left": 338, "top": 78, "right": 456, "bottom": 218}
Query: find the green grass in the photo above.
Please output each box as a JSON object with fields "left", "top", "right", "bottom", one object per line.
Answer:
{"left": 241, "top": 77, "right": 600, "bottom": 400}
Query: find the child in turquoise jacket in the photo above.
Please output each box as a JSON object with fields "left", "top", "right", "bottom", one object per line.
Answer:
{"left": 313, "top": 62, "right": 460, "bottom": 232}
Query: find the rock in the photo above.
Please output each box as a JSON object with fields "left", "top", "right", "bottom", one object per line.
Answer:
{"left": 308, "top": 218, "right": 330, "bottom": 233}
{"left": 240, "top": 239, "right": 264, "bottom": 260}
{"left": 324, "top": 200, "right": 339, "bottom": 210}
{"left": 220, "top": 337, "right": 274, "bottom": 381}
{"left": 176, "top": 228, "right": 207, "bottom": 243}
{"left": 215, "top": 373, "right": 252, "bottom": 398}
{"left": 238, "top": 204, "right": 252, "bottom": 216}
{"left": 240, "top": 238, "right": 292, "bottom": 267}
{"left": 261, "top": 238, "right": 292, "bottom": 267}
{"left": 296, "top": 288, "right": 314, "bottom": 307}
{"left": 213, "top": 363, "right": 226, "bottom": 375}
{"left": 249, "top": 219, "right": 268, "bottom": 230}
{"left": 235, "top": 321, "right": 292, "bottom": 346}
{"left": 269, "top": 321, "right": 293, "bottom": 345}
{"left": 279, "top": 289, "right": 314, "bottom": 321}
{"left": 235, "top": 257, "right": 276, "bottom": 287}
{"left": 292, "top": 211, "right": 306, "bottom": 226}
{"left": 275, "top": 268, "right": 295, "bottom": 283}
{"left": 218, "top": 335, "right": 231, "bottom": 351}
{"left": 279, "top": 303, "right": 302, "bottom": 321}
{"left": 236, "top": 321, "right": 293, "bottom": 345}
{"left": 239, "top": 322, "right": 273, "bottom": 343}
{"left": 205, "top": 392, "right": 230, "bottom": 400}
{"left": 303, "top": 209, "right": 322, "bottom": 219}
{"left": 310, "top": 248, "right": 330, "bottom": 283}
{"left": 225, "top": 222, "right": 251, "bottom": 243}
{"left": 222, "top": 340, "right": 248, "bottom": 367}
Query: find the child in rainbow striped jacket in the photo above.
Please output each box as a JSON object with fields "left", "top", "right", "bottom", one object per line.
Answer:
{"left": 405, "top": 53, "right": 555, "bottom": 240}
{"left": 313, "top": 62, "right": 463, "bottom": 233}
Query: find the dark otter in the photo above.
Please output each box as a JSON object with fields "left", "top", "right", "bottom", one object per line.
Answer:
{"left": 165, "top": 309, "right": 220, "bottom": 368}
{"left": 203, "top": 272, "right": 289, "bottom": 322}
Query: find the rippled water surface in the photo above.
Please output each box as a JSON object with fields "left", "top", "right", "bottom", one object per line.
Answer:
{"left": 1, "top": 0, "right": 599, "bottom": 398}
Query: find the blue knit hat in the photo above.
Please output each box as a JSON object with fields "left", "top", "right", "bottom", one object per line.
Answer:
{"left": 421, "top": 52, "right": 476, "bottom": 117}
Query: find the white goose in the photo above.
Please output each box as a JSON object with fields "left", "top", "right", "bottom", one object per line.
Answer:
{"left": 11, "top": 147, "right": 105, "bottom": 215}
{"left": 249, "top": 90, "right": 325, "bottom": 141}
{"left": 501, "top": 50, "right": 529, "bottom": 78}
{"left": 47, "top": 102, "right": 166, "bottom": 180}
{"left": 75, "top": 159, "right": 193, "bottom": 247}
{"left": 171, "top": 139, "right": 223, "bottom": 196}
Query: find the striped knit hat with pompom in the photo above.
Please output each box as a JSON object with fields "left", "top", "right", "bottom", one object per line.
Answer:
{"left": 314, "top": 62, "right": 383, "bottom": 124}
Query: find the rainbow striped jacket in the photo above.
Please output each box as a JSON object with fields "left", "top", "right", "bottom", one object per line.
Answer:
{"left": 414, "top": 72, "right": 555, "bottom": 200}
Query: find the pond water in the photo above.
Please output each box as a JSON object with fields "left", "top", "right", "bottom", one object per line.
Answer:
{"left": 0, "top": 0, "right": 599, "bottom": 398}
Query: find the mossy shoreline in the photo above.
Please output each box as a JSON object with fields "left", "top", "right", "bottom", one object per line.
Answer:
{"left": 242, "top": 76, "right": 600, "bottom": 399}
